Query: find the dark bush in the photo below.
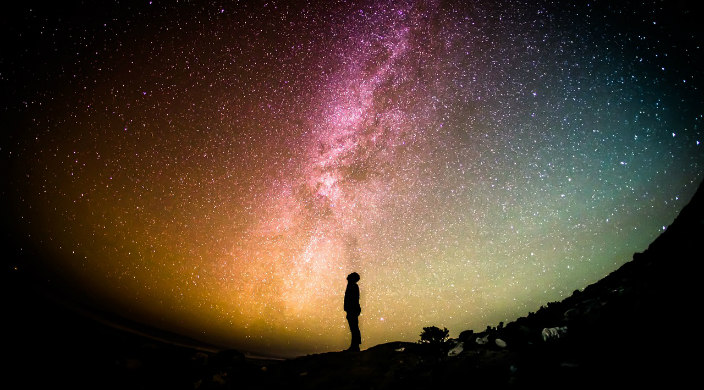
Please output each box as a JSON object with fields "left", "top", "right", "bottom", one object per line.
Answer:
{"left": 419, "top": 326, "right": 449, "bottom": 345}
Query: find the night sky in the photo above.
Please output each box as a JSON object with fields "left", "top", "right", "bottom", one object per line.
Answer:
{"left": 3, "top": 0, "right": 703, "bottom": 357}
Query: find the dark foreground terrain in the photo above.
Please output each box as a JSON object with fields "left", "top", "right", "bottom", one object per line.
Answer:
{"left": 5, "top": 182, "right": 701, "bottom": 389}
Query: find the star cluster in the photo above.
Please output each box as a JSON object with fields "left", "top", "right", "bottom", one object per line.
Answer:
{"left": 3, "top": 0, "right": 703, "bottom": 357}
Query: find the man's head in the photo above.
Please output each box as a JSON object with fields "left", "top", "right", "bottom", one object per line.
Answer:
{"left": 347, "top": 272, "right": 360, "bottom": 283}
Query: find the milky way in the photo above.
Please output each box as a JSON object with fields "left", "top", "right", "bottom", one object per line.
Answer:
{"left": 3, "top": 0, "right": 703, "bottom": 357}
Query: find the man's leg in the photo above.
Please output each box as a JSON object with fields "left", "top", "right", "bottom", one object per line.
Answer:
{"left": 347, "top": 315, "right": 360, "bottom": 351}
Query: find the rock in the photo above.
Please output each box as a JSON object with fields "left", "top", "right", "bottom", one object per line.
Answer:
{"left": 458, "top": 330, "right": 474, "bottom": 342}
{"left": 211, "top": 372, "right": 227, "bottom": 385}
{"left": 447, "top": 341, "right": 464, "bottom": 357}
{"left": 541, "top": 326, "right": 568, "bottom": 342}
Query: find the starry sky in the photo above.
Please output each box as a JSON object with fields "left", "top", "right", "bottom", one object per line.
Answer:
{"left": 2, "top": 0, "right": 703, "bottom": 357}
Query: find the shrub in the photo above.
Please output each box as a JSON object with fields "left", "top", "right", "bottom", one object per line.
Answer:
{"left": 419, "top": 326, "right": 449, "bottom": 345}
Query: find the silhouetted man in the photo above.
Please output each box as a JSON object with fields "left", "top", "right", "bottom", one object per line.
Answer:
{"left": 344, "top": 272, "right": 361, "bottom": 352}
